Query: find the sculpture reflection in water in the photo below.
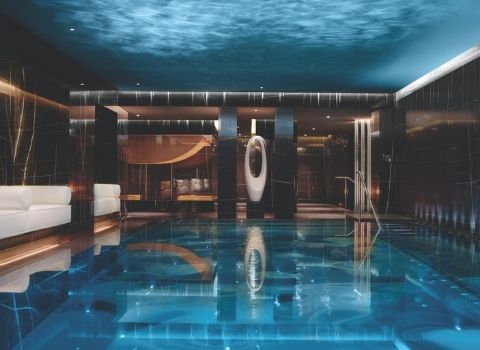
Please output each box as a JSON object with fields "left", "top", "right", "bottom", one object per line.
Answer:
{"left": 353, "top": 222, "right": 372, "bottom": 304}
{"left": 244, "top": 226, "right": 266, "bottom": 293}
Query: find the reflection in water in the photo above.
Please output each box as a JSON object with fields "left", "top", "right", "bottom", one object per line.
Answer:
{"left": 127, "top": 243, "right": 211, "bottom": 280}
{"left": 5, "top": 220, "right": 480, "bottom": 349}
{"left": 0, "top": 249, "right": 71, "bottom": 293}
{"left": 94, "top": 226, "right": 121, "bottom": 256}
{"left": 353, "top": 222, "right": 371, "bottom": 304}
{"left": 244, "top": 227, "right": 266, "bottom": 293}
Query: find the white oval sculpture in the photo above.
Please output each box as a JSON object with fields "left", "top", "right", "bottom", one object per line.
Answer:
{"left": 245, "top": 135, "right": 267, "bottom": 202}
{"left": 244, "top": 227, "right": 266, "bottom": 292}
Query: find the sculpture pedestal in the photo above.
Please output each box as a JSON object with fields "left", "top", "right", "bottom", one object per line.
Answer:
{"left": 247, "top": 201, "right": 264, "bottom": 219}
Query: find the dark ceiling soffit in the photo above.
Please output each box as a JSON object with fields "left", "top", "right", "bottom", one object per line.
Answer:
{"left": 0, "top": 14, "right": 114, "bottom": 91}
{"left": 70, "top": 91, "right": 394, "bottom": 108}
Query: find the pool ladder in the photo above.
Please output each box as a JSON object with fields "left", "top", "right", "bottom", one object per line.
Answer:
{"left": 336, "top": 171, "right": 382, "bottom": 266}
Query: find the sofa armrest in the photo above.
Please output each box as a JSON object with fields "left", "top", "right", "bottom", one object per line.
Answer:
{"left": 94, "top": 184, "right": 121, "bottom": 200}
{"left": 0, "top": 186, "right": 32, "bottom": 210}
{"left": 27, "top": 186, "right": 71, "bottom": 205}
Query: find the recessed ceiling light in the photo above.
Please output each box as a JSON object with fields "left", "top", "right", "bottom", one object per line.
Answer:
{"left": 238, "top": 133, "right": 242, "bottom": 136}
{"left": 254, "top": 109, "right": 258, "bottom": 112}
{"left": 69, "top": 28, "right": 75, "bottom": 31}
{"left": 304, "top": 134, "right": 307, "bottom": 137}
{"left": 136, "top": 82, "right": 141, "bottom": 86}
{"left": 326, "top": 115, "right": 331, "bottom": 119}
{"left": 312, "top": 127, "right": 315, "bottom": 131}
{"left": 259, "top": 86, "right": 264, "bottom": 89}
{"left": 136, "top": 114, "right": 140, "bottom": 117}
{"left": 80, "top": 83, "right": 85, "bottom": 86}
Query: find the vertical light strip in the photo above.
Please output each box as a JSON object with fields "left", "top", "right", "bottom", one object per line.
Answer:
{"left": 251, "top": 119, "right": 256, "bottom": 136}
{"left": 360, "top": 120, "right": 365, "bottom": 212}
{"left": 354, "top": 120, "right": 359, "bottom": 212}
{"left": 354, "top": 119, "right": 372, "bottom": 213}
{"left": 366, "top": 119, "right": 372, "bottom": 212}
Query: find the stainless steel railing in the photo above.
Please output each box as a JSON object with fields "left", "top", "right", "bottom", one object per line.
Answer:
{"left": 335, "top": 171, "right": 382, "bottom": 267}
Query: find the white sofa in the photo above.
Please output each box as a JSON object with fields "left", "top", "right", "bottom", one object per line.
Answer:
{"left": 93, "top": 184, "right": 121, "bottom": 217}
{"left": 0, "top": 186, "right": 72, "bottom": 240}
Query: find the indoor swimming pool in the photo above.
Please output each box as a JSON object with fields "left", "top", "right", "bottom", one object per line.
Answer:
{"left": 1, "top": 219, "right": 480, "bottom": 350}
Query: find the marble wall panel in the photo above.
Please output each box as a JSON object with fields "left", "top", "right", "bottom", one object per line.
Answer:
{"left": 95, "top": 105, "right": 118, "bottom": 184}
{"left": 218, "top": 107, "right": 237, "bottom": 218}
{"left": 69, "top": 117, "right": 95, "bottom": 225}
{"left": 371, "top": 108, "right": 406, "bottom": 213}
{"left": 0, "top": 60, "right": 69, "bottom": 186}
{"left": 397, "top": 57, "right": 480, "bottom": 236}
{"left": 273, "top": 108, "right": 296, "bottom": 218}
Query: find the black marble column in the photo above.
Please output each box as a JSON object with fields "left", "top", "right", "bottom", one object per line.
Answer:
{"left": 273, "top": 108, "right": 296, "bottom": 218}
{"left": 218, "top": 107, "right": 237, "bottom": 218}
{"left": 70, "top": 117, "right": 95, "bottom": 226}
{"left": 256, "top": 119, "right": 274, "bottom": 211}
{"left": 95, "top": 105, "right": 118, "bottom": 184}
{"left": 372, "top": 108, "right": 406, "bottom": 214}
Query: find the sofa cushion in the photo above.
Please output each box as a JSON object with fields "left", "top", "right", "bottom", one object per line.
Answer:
{"left": 0, "top": 210, "right": 29, "bottom": 239}
{"left": 0, "top": 187, "right": 32, "bottom": 210}
{"left": 27, "top": 204, "right": 71, "bottom": 232}
{"left": 94, "top": 184, "right": 121, "bottom": 200}
{"left": 93, "top": 198, "right": 120, "bottom": 217}
{"left": 26, "top": 186, "right": 71, "bottom": 205}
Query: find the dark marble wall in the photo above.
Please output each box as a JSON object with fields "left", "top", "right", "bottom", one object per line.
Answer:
{"left": 273, "top": 108, "right": 296, "bottom": 218}
{"left": 297, "top": 146, "right": 325, "bottom": 202}
{"left": 95, "top": 105, "right": 118, "bottom": 184}
{"left": 324, "top": 135, "right": 352, "bottom": 206}
{"left": 0, "top": 60, "right": 70, "bottom": 186}
{"left": 371, "top": 108, "right": 406, "bottom": 213}
{"left": 397, "top": 57, "right": 480, "bottom": 235}
{"left": 1, "top": 16, "right": 111, "bottom": 227}
{"left": 70, "top": 116, "right": 95, "bottom": 225}
{"left": 218, "top": 107, "right": 237, "bottom": 218}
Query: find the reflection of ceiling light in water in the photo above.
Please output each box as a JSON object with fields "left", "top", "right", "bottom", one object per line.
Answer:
{"left": 244, "top": 227, "right": 266, "bottom": 292}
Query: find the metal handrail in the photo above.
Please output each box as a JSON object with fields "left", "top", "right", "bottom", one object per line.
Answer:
{"left": 356, "top": 171, "right": 381, "bottom": 230}
{"left": 335, "top": 176, "right": 355, "bottom": 237}
{"left": 356, "top": 171, "right": 382, "bottom": 267}
{"left": 335, "top": 172, "right": 382, "bottom": 267}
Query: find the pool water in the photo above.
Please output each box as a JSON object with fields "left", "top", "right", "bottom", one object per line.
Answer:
{"left": 1, "top": 220, "right": 480, "bottom": 350}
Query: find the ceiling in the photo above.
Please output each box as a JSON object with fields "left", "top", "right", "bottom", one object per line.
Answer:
{"left": 3, "top": 0, "right": 478, "bottom": 91}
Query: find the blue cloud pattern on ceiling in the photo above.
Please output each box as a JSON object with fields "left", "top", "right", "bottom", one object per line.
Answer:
{"left": 2, "top": 0, "right": 479, "bottom": 91}
{"left": 33, "top": 0, "right": 453, "bottom": 55}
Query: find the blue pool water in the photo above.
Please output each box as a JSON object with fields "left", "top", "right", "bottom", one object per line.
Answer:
{"left": 1, "top": 220, "right": 480, "bottom": 349}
